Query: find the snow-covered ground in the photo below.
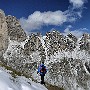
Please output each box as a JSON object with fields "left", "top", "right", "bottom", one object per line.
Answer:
{"left": 0, "top": 67, "right": 47, "bottom": 90}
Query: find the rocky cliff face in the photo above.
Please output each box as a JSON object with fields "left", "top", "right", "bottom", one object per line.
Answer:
{"left": 44, "top": 31, "right": 77, "bottom": 56}
{"left": 44, "top": 31, "right": 90, "bottom": 90}
{"left": 24, "top": 33, "right": 46, "bottom": 62}
{"left": 6, "top": 15, "right": 27, "bottom": 42}
{"left": 80, "top": 33, "right": 90, "bottom": 51}
{"left": 0, "top": 9, "right": 8, "bottom": 56}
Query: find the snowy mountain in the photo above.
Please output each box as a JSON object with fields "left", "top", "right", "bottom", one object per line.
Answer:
{"left": 0, "top": 9, "right": 90, "bottom": 90}
{"left": 0, "top": 67, "right": 47, "bottom": 90}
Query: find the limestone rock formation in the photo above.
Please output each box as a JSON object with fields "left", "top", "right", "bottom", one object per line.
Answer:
{"left": 24, "top": 33, "right": 46, "bottom": 62}
{"left": 79, "top": 33, "right": 90, "bottom": 51}
{"left": 24, "top": 34, "right": 41, "bottom": 54}
{"left": 0, "top": 9, "right": 8, "bottom": 56}
{"left": 44, "top": 30, "right": 77, "bottom": 56}
{"left": 6, "top": 15, "right": 27, "bottom": 42}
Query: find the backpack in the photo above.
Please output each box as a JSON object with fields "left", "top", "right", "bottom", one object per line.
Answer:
{"left": 40, "top": 65, "right": 46, "bottom": 74}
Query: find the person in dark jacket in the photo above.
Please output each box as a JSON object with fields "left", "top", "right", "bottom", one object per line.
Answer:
{"left": 37, "top": 62, "right": 47, "bottom": 84}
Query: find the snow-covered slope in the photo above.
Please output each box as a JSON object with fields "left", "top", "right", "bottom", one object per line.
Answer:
{"left": 0, "top": 67, "right": 47, "bottom": 90}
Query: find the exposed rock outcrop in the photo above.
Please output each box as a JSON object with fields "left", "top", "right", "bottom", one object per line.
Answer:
{"left": 0, "top": 9, "right": 8, "bottom": 56}
{"left": 6, "top": 15, "right": 27, "bottom": 42}
{"left": 80, "top": 33, "right": 90, "bottom": 51}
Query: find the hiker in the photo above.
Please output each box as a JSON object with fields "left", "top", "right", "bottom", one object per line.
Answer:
{"left": 37, "top": 62, "right": 47, "bottom": 84}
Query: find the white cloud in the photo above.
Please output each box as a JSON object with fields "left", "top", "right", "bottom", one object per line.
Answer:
{"left": 69, "top": 0, "right": 87, "bottom": 8}
{"left": 20, "top": 11, "right": 68, "bottom": 33}
{"left": 20, "top": 10, "right": 79, "bottom": 34}
{"left": 64, "top": 25, "right": 72, "bottom": 33}
{"left": 70, "top": 30, "right": 84, "bottom": 37}
{"left": 63, "top": 26, "right": 88, "bottom": 37}
{"left": 19, "top": 0, "right": 88, "bottom": 34}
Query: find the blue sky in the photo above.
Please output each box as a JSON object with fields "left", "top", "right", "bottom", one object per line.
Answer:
{"left": 0, "top": 0, "right": 89, "bottom": 37}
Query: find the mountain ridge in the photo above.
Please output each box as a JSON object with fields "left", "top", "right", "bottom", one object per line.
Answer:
{"left": 0, "top": 9, "right": 90, "bottom": 90}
